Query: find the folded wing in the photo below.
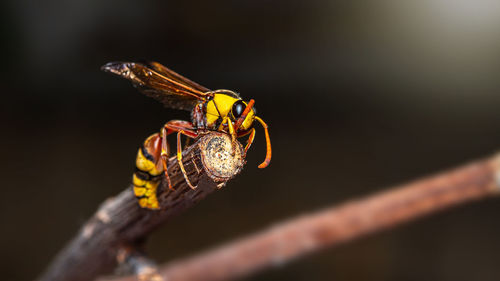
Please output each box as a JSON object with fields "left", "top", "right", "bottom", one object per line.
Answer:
{"left": 102, "top": 61, "right": 211, "bottom": 111}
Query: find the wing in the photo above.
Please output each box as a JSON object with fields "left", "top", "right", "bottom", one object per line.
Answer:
{"left": 145, "top": 61, "right": 210, "bottom": 93}
{"left": 102, "top": 62, "right": 211, "bottom": 111}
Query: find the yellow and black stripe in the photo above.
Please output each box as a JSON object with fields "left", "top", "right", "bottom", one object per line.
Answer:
{"left": 133, "top": 133, "right": 164, "bottom": 209}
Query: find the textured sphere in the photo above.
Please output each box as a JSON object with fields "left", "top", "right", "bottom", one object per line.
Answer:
{"left": 199, "top": 133, "right": 245, "bottom": 182}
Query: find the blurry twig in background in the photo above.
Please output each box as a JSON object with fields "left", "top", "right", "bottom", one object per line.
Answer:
{"left": 115, "top": 247, "right": 163, "bottom": 281}
{"left": 106, "top": 153, "right": 500, "bottom": 281}
{"left": 37, "top": 133, "right": 245, "bottom": 281}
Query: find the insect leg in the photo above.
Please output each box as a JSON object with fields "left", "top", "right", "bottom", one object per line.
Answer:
{"left": 161, "top": 120, "right": 199, "bottom": 190}
{"left": 176, "top": 130, "right": 197, "bottom": 189}
{"left": 217, "top": 116, "right": 238, "bottom": 155}
{"left": 160, "top": 127, "right": 173, "bottom": 190}
{"left": 217, "top": 116, "right": 227, "bottom": 131}
{"left": 226, "top": 118, "right": 236, "bottom": 142}
{"left": 165, "top": 120, "right": 198, "bottom": 138}
{"left": 243, "top": 128, "right": 256, "bottom": 156}
{"left": 216, "top": 116, "right": 237, "bottom": 143}
{"left": 162, "top": 121, "right": 198, "bottom": 189}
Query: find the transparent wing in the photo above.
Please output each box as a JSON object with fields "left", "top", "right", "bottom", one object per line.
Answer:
{"left": 145, "top": 61, "right": 210, "bottom": 93}
{"left": 102, "top": 62, "right": 211, "bottom": 111}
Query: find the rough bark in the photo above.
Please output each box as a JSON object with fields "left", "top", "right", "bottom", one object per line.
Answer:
{"left": 37, "top": 132, "right": 245, "bottom": 281}
{"left": 106, "top": 153, "right": 500, "bottom": 281}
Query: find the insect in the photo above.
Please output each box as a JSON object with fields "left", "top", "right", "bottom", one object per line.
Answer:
{"left": 102, "top": 61, "right": 271, "bottom": 209}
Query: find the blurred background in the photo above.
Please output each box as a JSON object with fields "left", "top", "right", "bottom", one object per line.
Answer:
{"left": 2, "top": 0, "right": 500, "bottom": 280}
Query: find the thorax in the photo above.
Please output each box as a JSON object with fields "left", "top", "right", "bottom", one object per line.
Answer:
{"left": 204, "top": 93, "right": 240, "bottom": 128}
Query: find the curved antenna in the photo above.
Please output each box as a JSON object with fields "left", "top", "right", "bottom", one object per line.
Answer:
{"left": 255, "top": 116, "right": 272, "bottom": 168}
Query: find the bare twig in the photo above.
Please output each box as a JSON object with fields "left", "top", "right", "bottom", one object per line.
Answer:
{"left": 115, "top": 247, "right": 163, "bottom": 281}
{"left": 37, "top": 132, "right": 245, "bottom": 281}
{"left": 106, "top": 153, "right": 500, "bottom": 281}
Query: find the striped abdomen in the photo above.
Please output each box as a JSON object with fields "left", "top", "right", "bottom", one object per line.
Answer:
{"left": 133, "top": 133, "right": 163, "bottom": 209}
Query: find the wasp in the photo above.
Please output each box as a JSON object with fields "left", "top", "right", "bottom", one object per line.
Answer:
{"left": 102, "top": 61, "right": 271, "bottom": 209}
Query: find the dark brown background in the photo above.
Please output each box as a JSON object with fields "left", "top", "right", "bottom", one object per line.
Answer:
{"left": 2, "top": 1, "right": 500, "bottom": 281}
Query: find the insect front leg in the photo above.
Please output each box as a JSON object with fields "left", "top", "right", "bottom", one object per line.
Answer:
{"left": 226, "top": 118, "right": 236, "bottom": 143}
{"left": 217, "top": 116, "right": 236, "bottom": 142}
{"left": 243, "top": 128, "right": 256, "bottom": 156}
{"left": 217, "top": 116, "right": 240, "bottom": 156}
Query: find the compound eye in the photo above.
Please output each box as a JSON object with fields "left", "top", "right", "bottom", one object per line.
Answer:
{"left": 232, "top": 100, "right": 246, "bottom": 119}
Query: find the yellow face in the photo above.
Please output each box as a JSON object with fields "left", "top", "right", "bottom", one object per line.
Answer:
{"left": 204, "top": 91, "right": 272, "bottom": 169}
{"left": 205, "top": 92, "right": 256, "bottom": 132}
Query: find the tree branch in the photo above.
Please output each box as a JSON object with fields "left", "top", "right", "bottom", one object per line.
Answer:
{"left": 37, "top": 132, "right": 245, "bottom": 281}
{"left": 106, "top": 153, "right": 500, "bottom": 281}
